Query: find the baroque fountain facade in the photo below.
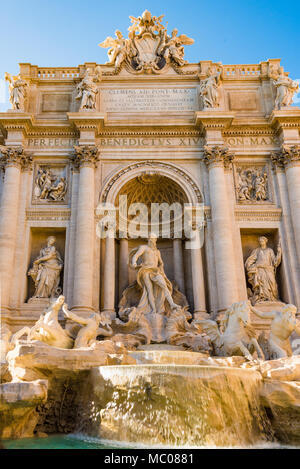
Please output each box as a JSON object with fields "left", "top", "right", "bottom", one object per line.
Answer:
{"left": 1, "top": 10, "right": 300, "bottom": 447}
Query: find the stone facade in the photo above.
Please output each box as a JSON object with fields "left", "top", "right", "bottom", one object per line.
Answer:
{"left": 1, "top": 11, "right": 300, "bottom": 333}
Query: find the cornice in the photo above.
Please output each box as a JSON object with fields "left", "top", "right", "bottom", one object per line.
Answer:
{"left": 269, "top": 109, "right": 300, "bottom": 131}
{"left": 195, "top": 111, "right": 236, "bottom": 130}
{"left": 67, "top": 112, "right": 105, "bottom": 133}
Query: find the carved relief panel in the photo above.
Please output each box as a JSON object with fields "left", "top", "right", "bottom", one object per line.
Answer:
{"left": 234, "top": 164, "right": 272, "bottom": 204}
{"left": 32, "top": 164, "right": 69, "bottom": 204}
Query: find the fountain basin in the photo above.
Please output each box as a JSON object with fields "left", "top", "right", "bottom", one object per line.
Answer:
{"left": 89, "top": 364, "right": 266, "bottom": 447}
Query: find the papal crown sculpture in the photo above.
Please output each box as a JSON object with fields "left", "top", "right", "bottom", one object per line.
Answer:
{"left": 99, "top": 10, "right": 194, "bottom": 75}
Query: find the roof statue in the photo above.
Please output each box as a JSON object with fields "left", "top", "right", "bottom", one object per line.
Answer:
{"left": 99, "top": 10, "right": 194, "bottom": 75}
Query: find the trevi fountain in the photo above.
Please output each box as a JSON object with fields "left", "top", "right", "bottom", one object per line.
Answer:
{"left": 1, "top": 10, "right": 300, "bottom": 449}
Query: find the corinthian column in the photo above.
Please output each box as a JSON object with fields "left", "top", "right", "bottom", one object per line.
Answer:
{"left": 203, "top": 146, "right": 238, "bottom": 311}
{"left": 273, "top": 146, "right": 300, "bottom": 266}
{"left": 71, "top": 145, "right": 99, "bottom": 314}
{"left": 0, "top": 147, "right": 31, "bottom": 309}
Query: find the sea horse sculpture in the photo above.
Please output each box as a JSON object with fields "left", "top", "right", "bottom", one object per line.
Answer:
{"left": 199, "top": 301, "right": 265, "bottom": 361}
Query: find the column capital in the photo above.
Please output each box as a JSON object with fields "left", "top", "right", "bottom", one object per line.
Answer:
{"left": 0, "top": 145, "right": 33, "bottom": 171}
{"left": 203, "top": 145, "right": 234, "bottom": 169}
{"left": 72, "top": 145, "right": 99, "bottom": 170}
{"left": 271, "top": 145, "right": 300, "bottom": 170}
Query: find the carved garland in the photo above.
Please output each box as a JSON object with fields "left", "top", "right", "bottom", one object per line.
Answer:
{"left": 100, "top": 161, "right": 203, "bottom": 204}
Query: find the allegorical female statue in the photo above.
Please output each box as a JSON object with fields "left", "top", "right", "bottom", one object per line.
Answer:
{"left": 28, "top": 236, "right": 63, "bottom": 299}
{"left": 5, "top": 73, "right": 28, "bottom": 110}
{"left": 245, "top": 236, "right": 282, "bottom": 304}
{"left": 76, "top": 68, "right": 98, "bottom": 110}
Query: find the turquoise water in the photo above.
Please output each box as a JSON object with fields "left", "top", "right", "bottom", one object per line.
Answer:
{"left": 2, "top": 435, "right": 297, "bottom": 450}
{"left": 3, "top": 435, "right": 128, "bottom": 450}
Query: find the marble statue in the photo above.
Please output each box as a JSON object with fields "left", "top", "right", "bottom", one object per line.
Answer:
{"left": 99, "top": 30, "right": 129, "bottom": 70}
{"left": 33, "top": 167, "right": 67, "bottom": 202}
{"left": 28, "top": 296, "right": 73, "bottom": 349}
{"left": 62, "top": 307, "right": 113, "bottom": 349}
{"left": 159, "top": 28, "right": 194, "bottom": 67}
{"left": 110, "top": 307, "right": 153, "bottom": 349}
{"left": 76, "top": 68, "right": 98, "bottom": 110}
{"left": 273, "top": 67, "right": 299, "bottom": 110}
{"left": 28, "top": 236, "right": 63, "bottom": 299}
{"left": 166, "top": 307, "right": 212, "bottom": 353}
{"left": 251, "top": 303, "right": 300, "bottom": 359}
{"left": 5, "top": 72, "right": 28, "bottom": 110}
{"left": 130, "top": 234, "right": 181, "bottom": 315}
{"left": 245, "top": 237, "right": 282, "bottom": 304}
{"left": 200, "top": 301, "right": 265, "bottom": 361}
{"left": 99, "top": 10, "right": 194, "bottom": 74}
{"left": 0, "top": 324, "right": 31, "bottom": 362}
{"left": 236, "top": 168, "right": 268, "bottom": 202}
{"left": 199, "top": 69, "right": 221, "bottom": 109}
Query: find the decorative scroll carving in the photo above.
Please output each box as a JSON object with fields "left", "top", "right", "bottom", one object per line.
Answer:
{"left": 203, "top": 146, "right": 234, "bottom": 169}
{"left": 0, "top": 146, "right": 32, "bottom": 170}
{"left": 5, "top": 73, "right": 28, "bottom": 111}
{"left": 33, "top": 166, "right": 68, "bottom": 203}
{"left": 235, "top": 166, "right": 269, "bottom": 202}
{"left": 72, "top": 145, "right": 99, "bottom": 169}
{"left": 99, "top": 10, "right": 194, "bottom": 75}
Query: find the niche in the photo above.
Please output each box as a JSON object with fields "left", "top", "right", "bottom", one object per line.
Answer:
{"left": 27, "top": 228, "right": 66, "bottom": 302}
{"left": 240, "top": 228, "right": 283, "bottom": 302}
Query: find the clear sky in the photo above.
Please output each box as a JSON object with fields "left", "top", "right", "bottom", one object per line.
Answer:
{"left": 0, "top": 0, "right": 300, "bottom": 110}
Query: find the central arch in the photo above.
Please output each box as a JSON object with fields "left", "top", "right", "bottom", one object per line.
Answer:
{"left": 99, "top": 160, "right": 204, "bottom": 205}
{"left": 99, "top": 161, "right": 206, "bottom": 317}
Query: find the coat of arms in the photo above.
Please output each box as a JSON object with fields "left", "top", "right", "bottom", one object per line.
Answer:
{"left": 99, "top": 10, "right": 194, "bottom": 75}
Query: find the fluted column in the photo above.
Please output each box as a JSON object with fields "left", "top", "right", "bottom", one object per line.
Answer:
{"left": 173, "top": 238, "right": 185, "bottom": 294}
{"left": 0, "top": 147, "right": 31, "bottom": 309}
{"left": 203, "top": 145, "right": 238, "bottom": 311}
{"left": 272, "top": 146, "right": 300, "bottom": 266}
{"left": 103, "top": 236, "right": 116, "bottom": 317}
{"left": 71, "top": 145, "right": 99, "bottom": 314}
{"left": 119, "top": 238, "right": 129, "bottom": 297}
{"left": 189, "top": 231, "right": 206, "bottom": 316}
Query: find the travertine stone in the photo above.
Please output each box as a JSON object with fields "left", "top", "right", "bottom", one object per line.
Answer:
{"left": 0, "top": 12, "right": 300, "bottom": 335}
{"left": 203, "top": 146, "right": 238, "bottom": 310}
{"left": 72, "top": 146, "right": 99, "bottom": 313}
{"left": 0, "top": 380, "right": 48, "bottom": 439}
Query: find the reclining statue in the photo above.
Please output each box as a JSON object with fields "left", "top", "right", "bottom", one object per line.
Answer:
{"left": 62, "top": 306, "right": 113, "bottom": 349}
{"left": 250, "top": 303, "right": 300, "bottom": 359}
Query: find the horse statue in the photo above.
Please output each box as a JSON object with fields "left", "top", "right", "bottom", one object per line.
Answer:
{"left": 198, "top": 301, "right": 265, "bottom": 361}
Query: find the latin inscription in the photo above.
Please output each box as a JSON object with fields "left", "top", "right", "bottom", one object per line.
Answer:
{"left": 101, "top": 88, "right": 198, "bottom": 112}
{"left": 27, "top": 138, "right": 78, "bottom": 148}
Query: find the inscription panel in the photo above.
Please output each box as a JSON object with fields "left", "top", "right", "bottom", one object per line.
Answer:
{"left": 42, "top": 94, "right": 71, "bottom": 112}
{"left": 101, "top": 88, "right": 199, "bottom": 112}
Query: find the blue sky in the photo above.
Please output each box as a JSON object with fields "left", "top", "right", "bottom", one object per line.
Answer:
{"left": 0, "top": 0, "right": 300, "bottom": 110}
